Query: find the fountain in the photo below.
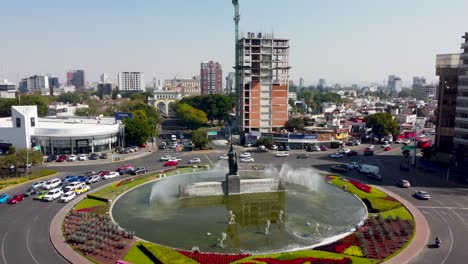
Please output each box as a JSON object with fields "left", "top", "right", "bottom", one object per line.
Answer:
{"left": 112, "top": 148, "right": 368, "bottom": 253}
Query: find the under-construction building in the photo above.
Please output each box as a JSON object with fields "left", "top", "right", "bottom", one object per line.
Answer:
{"left": 238, "top": 32, "right": 290, "bottom": 134}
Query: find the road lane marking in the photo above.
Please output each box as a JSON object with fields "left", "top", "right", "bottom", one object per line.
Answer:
{"left": 453, "top": 201, "right": 465, "bottom": 208}
{"left": 417, "top": 206, "right": 468, "bottom": 210}
{"left": 435, "top": 200, "right": 445, "bottom": 206}
{"left": 26, "top": 229, "right": 39, "bottom": 264}
{"left": 204, "top": 155, "right": 213, "bottom": 165}
{"left": 434, "top": 209, "right": 454, "bottom": 264}
{"left": 2, "top": 232, "right": 7, "bottom": 264}
{"left": 450, "top": 209, "right": 466, "bottom": 223}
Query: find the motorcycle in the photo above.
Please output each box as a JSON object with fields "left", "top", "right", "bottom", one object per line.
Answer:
{"left": 435, "top": 237, "right": 441, "bottom": 248}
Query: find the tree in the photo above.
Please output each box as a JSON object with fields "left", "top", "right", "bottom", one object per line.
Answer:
{"left": 284, "top": 117, "right": 305, "bottom": 131}
{"left": 123, "top": 117, "right": 152, "bottom": 146}
{"left": 57, "top": 91, "right": 84, "bottom": 105}
{"left": 175, "top": 103, "right": 208, "bottom": 130}
{"left": 288, "top": 98, "right": 296, "bottom": 109}
{"left": 366, "top": 112, "right": 399, "bottom": 142}
{"left": 0, "top": 148, "right": 43, "bottom": 175}
{"left": 255, "top": 137, "right": 274, "bottom": 148}
{"left": 74, "top": 108, "right": 97, "bottom": 116}
{"left": 180, "top": 94, "right": 234, "bottom": 124}
{"left": 398, "top": 88, "right": 412, "bottom": 98}
{"left": 191, "top": 129, "right": 210, "bottom": 149}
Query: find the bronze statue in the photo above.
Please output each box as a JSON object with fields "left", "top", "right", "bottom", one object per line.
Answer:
{"left": 228, "top": 143, "right": 238, "bottom": 175}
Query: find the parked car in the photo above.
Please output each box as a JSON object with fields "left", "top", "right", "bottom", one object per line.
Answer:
{"left": 67, "top": 154, "right": 77, "bottom": 161}
{"left": 46, "top": 155, "right": 57, "bottom": 162}
{"left": 89, "top": 153, "right": 99, "bottom": 160}
{"left": 117, "top": 164, "right": 133, "bottom": 172}
{"left": 160, "top": 155, "right": 175, "bottom": 161}
{"left": 103, "top": 172, "right": 119, "bottom": 179}
{"left": 86, "top": 175, "right": 100, "bottom": 184}
{"left": 240, "top": 157, "right": 255, "bottom": 163}
{"left": 131, "top": 146, "right": 140, "bottom": 151}
{"left": 395, "top": 139, "right": 403, "bottom": 144}
{"left": 0, "top": 194, "right": 10, "bottom": 203}
{"left": 56, "top": 155, "right": 67, "bottom": 162}
{"left": 367, "top": 172, "right": 383, "bottom": 181}
{"left": 31, "top": 181, "right": 46, "bottom": 189}
{"left": 158, "top": 145, "right": 167, "bottom": 150}
{"left": 77, "top": 176, "right": 89, "bottom": 183}
{"left": 43, "top": 178, "right": 62, "bottom": 190}
{"left": 98, "top": 170, "right": 110, "bottom": 177}
{"left": 397, "top": 179, "right": 411, "bottom": 188}
{"left": 320, "top": 146, "right": 328, "bottom": 151}
{"left": 367, "top": 145, "right": 375, "bottom": 149}
{"left": 64, "top": 175, "right": 79, "bottom": 183}
{"left": 347, "top": 150, "right": 358, "bottom": 156}
{"left": 257, "top": 145, "right": 266, "bottom": 150}
{"left": 275, "top": 152, "right": 289, "bottom": 157}
{"left": 297, "top": 154, "right": 309, "bottom": 159}
{"left": 7, "top": 194, "right": 25, "bottom": 204}
{"left": 382, "top": 144, "right": 391, "bottom": 149}
{"left": 34, "top": 190, "right": 48, "bottom": 200}
{"left": 363, "top": 149, "right": 374, "bottom": 156}
{"left": 119, "top": 167, "right": 135, "bottom": 175}
{"left": 270, "top": 145, "right": 278, "bottom": 150}
{"left": 384, "top": 146, "right": 392, "bottom": 151}
{"left": 284, "top": 146, "right": 291, "bottom": 151}
{"left": 188, "top": 158, "right": 201, "bottom": 164}
{"left": 330, "top": 153, "right": 344, "bottom": 158}
{"left": 78, "top": 154, "right": 87, "bottom": 161}
{"left": 64, "top": 182, "right": 84, "bottom": 192}
{"left": 42, "top": 188, "right": 64, "bottom": 201}
{"left": 130, "top": 168, "right": 147, "bottom": 175}
{"left": 330, "top": 165, "right": 349, "bottom": 173}
{"left": 240, "top": 152, "right": 251, "bottom": 158}
{"left": 414, "top": 191, "right": 430, "bottom": 200}
{"left": 346, "top": 162, "right": 360, "bottom": 170}
{"left": 75, "top": 185, "right": 90, "bottom": 195}
{"left": 59, "top": 191, "right": 76, "bottom": 203}
{"left": 24, "top": 187, "right": 40, "bottom": 197}
{"left": 219, "top": 154, "right": 228, "bottom": 160}
{"left": 164, "top": 160, "right": 178, "bottom": 166}
{"left": 244, "top": 143, "right": 253, "bottom": 147}
{"left": 99, "top": 153, "right": 108, "bottom": 159}
{"left": 139, "top": 143, "right": 147, "bottom": 148}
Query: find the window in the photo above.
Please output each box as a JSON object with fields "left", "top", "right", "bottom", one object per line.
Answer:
{"left": 15, "top": 118, "right": 21, "bottom": 128}
{"left": 30, "top": 117, "right": 35, "bottom": 127}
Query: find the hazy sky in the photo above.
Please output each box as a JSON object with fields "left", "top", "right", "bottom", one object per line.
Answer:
{"left": 1, "top": 0, "right": 467, "bottom": 86}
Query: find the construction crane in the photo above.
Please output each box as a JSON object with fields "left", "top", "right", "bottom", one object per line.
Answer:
{"left": 232, "top": 0, "right": 240, "bottom": 134}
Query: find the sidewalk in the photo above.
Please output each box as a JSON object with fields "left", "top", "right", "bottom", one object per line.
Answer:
{"left": 374, "top": 186, "right": 430, "bottom": 264}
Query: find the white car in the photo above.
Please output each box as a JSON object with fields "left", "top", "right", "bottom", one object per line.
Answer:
{"left": 330, "top": 153, "right": 344, "bottom": 158}
{"left": 43, "top": 178, "right": 62, "bottom": 190}
{"left": 64, "top": 181, "right": 84, "bottom": 191}
{"left": 240, "top": 152, "right": 251, "bottom": 158}
{"left": 240, "top": 157, "right": 255, "bottom": 163}
{"left": 160, "top": 155, "right": 174, "bottom": 161}
{"left": 257, "top": 145, "right": 266, "bottom": 150}
{"left": 168, "top": 157, "right": 181, "bottom": 162}
{"left": 78, "top": 154, "right": 87, "bottom": 161}
{"left": 395, "top": 139, "right": 403, "bottom": 144}
{"left": 270, "top": 145, "right": 278, "bottom": 150}
{"left": 275, "top": 152, "right": 289, "bottom": 157}
{"left": 219, "top": 154, "right": 228, "bottom": 160}
{"left": 244, "top": 143, "right": 253, "bottom": 147}
{"left": 415, "top": 191, "right": 430, "bottom": 200}
{"left": 402, "top": 139, "right": 411, "bottom": 145}
{"left": 31, "top": 181, "right": 45, "bottom": 189}
{"left": 382, "top": 144, "right": 391, "bottom": 148}
{"left": 86, "top": 175, "right": 100, "bottom": 184}
{"left": 346, "top": 162, "right": 360, "bottom": 169}
{"left": 367, "top": 145, "right": 375, "bottom": 149}
{"left": 339, "top": 148, "right": 351, "bottom": 154}
{"left": 103, "top": 172, "right": 119, "bottom": 179}
{"left": 68, "top": 154, "right": 77, "bottom": 161}
{"left": 397, "top": 179, "right": 411, "bottom": 188}
{"left": 188, "top": 158, "right": 201, "bottom": 164}
{"left": 43, "top": 188, "right": 64, "bottom": 201}
{"left": 59, "top": 191, "right": 76, "bottom": 202}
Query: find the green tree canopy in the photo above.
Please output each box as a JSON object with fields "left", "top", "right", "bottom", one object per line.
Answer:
{"left": 191, "top": 129, "right": 210, "bottom": 149}
{"left": 57, "top": 91, "right": 84, "bottom": 105}
{"left": 123, "top": 117, "right": 152, "bottom": 146}
{"left": 180, "top": 94, "right": 234, "bottom": 123}
{"left": 0, "top": 95, "right": 49, "bottom": 117}
{"left": 284, "top": 117, "right": 306, "bottom": 131}
{"left": 398, "top": 88, "right": 412, "bottom": 98}
{"left": 366, "top": 112, "right": 399, "bottom": 142}
{"left": 175, "top": 103, "right": 208, "bottom": 130}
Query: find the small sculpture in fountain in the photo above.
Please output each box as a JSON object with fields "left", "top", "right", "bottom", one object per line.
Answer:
{"left": 265, "top": 220, "right": 271, "bottom": 235}
{"left": 218, "top": 232, "right": 227, "bottom": 248}
{"left": 278, "top": 210, "right": 284, "bottom": 223}
{"left": 228, "top": 211, "right": 236, "bottom": 224}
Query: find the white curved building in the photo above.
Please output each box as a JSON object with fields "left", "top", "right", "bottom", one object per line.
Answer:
{"left": 0, "top": 106, "right": 124, "bottom": 155}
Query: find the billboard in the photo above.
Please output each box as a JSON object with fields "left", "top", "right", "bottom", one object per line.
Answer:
{"left": 115, "top": 112, "right": 133, "bottom": 121}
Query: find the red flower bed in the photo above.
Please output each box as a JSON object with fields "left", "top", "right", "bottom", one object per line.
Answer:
{"left": 252, "top": 257, "right": 352, "bottom": 264}
{"left": 177, "top": 250, "right": 250, "bottom": 264}
{"left": 75, "top": 206, "right": 101, "bottom": 213}
{"left": 334, "top": 243, "right": 351, "bottom": 253}
{"left": 348, "top": 179, "right": 371, "bottom": 193}
{"left": 115, "top": 177, "right": 136, "bottom": 187}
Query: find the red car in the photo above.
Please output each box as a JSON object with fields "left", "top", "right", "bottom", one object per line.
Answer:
{"left": 56, "top": 155, "right": 67, "bottom": 162}
{"left": 320, "top": 146, "right": 328, "bottom": 151}
{"left": 117, "top": 164, "right": 133, "bottom": 172}
{"left": 164, "top": 160, "right": 178, "bottom": 166}
{"left": 364, "top": 149, "right": 374, "bottom": 156}
{"left": 384, "top": 146, "right": 392, "bottom": 151}
{"left": 98, "top": 170, "right": 110, "bottom": 177}
{"left": 7, "top": 194, "right": 25, "bottom": 204}
{"left": 347, "top": 150, "right": 358, "bottom": 156}
{"left": 139, "top": 143, "right": 147, "bottom": 148}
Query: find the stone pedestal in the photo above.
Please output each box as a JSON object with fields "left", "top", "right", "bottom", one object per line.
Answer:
{"left": 226, "top": 174, "right": 241, "bottom": 195}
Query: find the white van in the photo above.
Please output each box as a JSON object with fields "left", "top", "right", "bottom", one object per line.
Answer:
{"left": 358, "top": 164, "right": 380, "bottom": 174}
{"left": 171, "top": 135, "right": 177, "bottom": 142}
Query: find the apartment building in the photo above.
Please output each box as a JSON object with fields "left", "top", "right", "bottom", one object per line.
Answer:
{"left": 200, "top": 61, "right": 223, "bottom": 94}
{"left": 164, "top": 78, "right": 200, "bottom": 96}
{"left": 66, "top": 70, "right": 86, "bottom": 89}
{"left": 238, "top": 32, "right": 290, "bottom": 134}
{"left": 455, "top": 32, "right": 468, "bottom": 159}
{"left": 118, "top": 72, "right": 144, "bottom": 92}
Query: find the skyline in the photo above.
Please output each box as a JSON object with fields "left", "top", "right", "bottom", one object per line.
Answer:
{"left": 1, "top": 0, "right": 468, "bottom": 86}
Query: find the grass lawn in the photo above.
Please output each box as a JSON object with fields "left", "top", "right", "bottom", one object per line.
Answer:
{"left": 0, "top": 169, "right": 57, "bottom": 190}
{"left": 329, "top": 178, "right": 387, "bottom": 199}
{"left": 373, "top": 206, "right": 413, "bottom": 221}
{"left": 74, "top": 198, "right": 107, "bottom": 210}
{"left": 233, "top": 249, "right": 379, "bottom": 264}
{"left": 123, "top": 242, "right": 197, "bottom": 264}
{"left": 366, "top": 197, "right": 402, "bottom": 212}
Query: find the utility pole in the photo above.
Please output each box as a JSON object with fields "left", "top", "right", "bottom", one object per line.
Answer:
{"left": 232, "top": 0, "right": 240, "bottom": 135}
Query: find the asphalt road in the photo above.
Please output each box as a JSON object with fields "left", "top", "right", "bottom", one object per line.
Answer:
{"left": 0, "top": 141, "right": 466, "bottom": 264}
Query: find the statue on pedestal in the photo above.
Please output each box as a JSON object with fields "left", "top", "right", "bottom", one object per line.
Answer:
{"left": 228, "top": 143, "right": 238, "bottom": 175}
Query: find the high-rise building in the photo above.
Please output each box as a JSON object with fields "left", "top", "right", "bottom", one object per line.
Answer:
{"left": 97, "top": 83, "right": 114, "bottom": 98}
{"left": 388, "top": 75, "right": 402, "bottom": 94}
{"left": 0, "top": 80, "right": 16, "bottom": 99}
{"left": 454, "top": 32, "right": 468, "bottom": 162}
{"left": 48, "top": 76, "right": 60, "bottom": 88}
{"left": 225, "top": 72, "right": 235, "bottom": 95}
{"left": 317, "top": 79, "right": 326, "bottom": 89}
{"left": 164, "top": 77, "right": 200, "bottom": 95}
{"left": 20, "top": 75, "right": 49, "bottom": 93}
{"left": 435, "top": 53, "right": 460, "bottom": 153}
{"left": 200, "top": 61, "right": 223, "bottom": 94}
{"left": 100, "top": 73, "right": 108, "bottom": 83}
{"left": 238, "top": 32, "right": 290, "bottom": 133}
{"left": 118, "top": 72, "right": 145, "bottom": 92}
{"left": 413, "top": 76, "right": 426, "bottom": 87}
{"left": 66, "top": 70, "right": 86, "bottom": 89}
{"left": 299, "top": 77, "right": 305, "bottom": 88}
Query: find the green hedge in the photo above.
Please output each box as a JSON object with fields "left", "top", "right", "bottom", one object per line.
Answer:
{"left": 123, "top": 242, "right": 196, "bottom": 264}
{"left": 363, "top": 197, "right": 402, "bottom": 213}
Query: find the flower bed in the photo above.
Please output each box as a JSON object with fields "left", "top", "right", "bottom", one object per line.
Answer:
{"left": 177, "top": 250, "right": 251, "bottom": 264}
{"left": 348, "top": 179, "right": 371, "bottom": 193}
{"left": 248, "top": 256, "right": 352, "bottom": 264}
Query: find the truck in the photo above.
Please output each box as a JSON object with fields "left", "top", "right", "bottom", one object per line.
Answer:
{"left": 358, "top": 164, "right": 379, "bottom": 174}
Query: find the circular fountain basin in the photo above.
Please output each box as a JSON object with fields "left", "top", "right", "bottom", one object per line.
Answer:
{"left": 111, "top": 168, "right": 367, "bottom": 254}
